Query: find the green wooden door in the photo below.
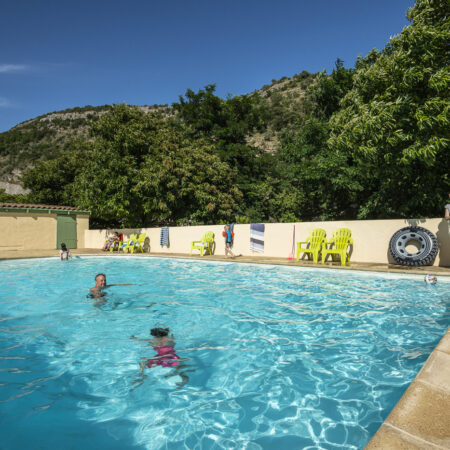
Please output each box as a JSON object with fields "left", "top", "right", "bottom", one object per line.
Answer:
{"left": 57, "top": 214, "right": 77, "bottom": 249}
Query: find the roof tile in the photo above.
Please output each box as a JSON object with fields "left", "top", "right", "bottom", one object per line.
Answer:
{"left": 0, "top": 202, "right": 84, "bottom": 211}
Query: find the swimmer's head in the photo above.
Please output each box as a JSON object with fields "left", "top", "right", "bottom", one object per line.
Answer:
{"left": 61, "top": 242, "right": 68, "bottom": 251}
{"left": 424, "top": 274, "right": 437, "bottom": 285}
{"left": 95, "top": 273, "right": 106, "bottom": 288}
{"left": 151, "top": 327, "right": 170, "bottom": 337}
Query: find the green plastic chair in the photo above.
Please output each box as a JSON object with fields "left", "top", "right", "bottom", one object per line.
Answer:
{"left": 321, "top": 228, "right": 353, "bottom": 266}
{"left": 190, "top": 231, "right": 215, "bottom": 256}
{"left": 296, "top": 228, "right": 327, "bottom": 263}
{"left": 131, "top": 233, "right": 146, "bottom": 254}
{"left": 120, "top": 233, "right": 138, "bottom": 253}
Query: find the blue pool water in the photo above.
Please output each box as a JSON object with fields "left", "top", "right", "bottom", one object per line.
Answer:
{"left": 0, "top": 257, "right": 448, "bottom": 449}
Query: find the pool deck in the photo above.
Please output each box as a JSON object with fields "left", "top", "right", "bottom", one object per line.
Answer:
{"left": 1, "top": 248, "right": 449, "bottom": 449}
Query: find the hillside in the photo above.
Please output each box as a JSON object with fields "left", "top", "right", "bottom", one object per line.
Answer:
{"left": 0, "top": 71, "right": 315, "bottom": 194}
{"left": 0, "top": 104, "right": 172, "bottom": 193}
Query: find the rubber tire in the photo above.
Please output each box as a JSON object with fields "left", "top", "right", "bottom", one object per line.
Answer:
{"left": 389, "top": 226, "right": 438, "bottom": 266}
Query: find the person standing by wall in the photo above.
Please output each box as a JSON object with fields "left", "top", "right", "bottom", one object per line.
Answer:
{"left": 223, "top": 225, "right": 235, "bottom": 258}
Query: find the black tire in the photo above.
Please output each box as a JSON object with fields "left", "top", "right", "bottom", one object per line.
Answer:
{"left": 389, "top": 226, "right": 438, "bottom": 266}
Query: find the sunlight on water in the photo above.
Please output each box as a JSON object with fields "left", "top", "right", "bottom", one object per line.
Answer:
{"left": 0, "top": 257, "right": 448, "bottom": 449}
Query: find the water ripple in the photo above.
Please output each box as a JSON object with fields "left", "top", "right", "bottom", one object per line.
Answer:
{"left": 0, "top": 257, "right": 447, "bottom": 449}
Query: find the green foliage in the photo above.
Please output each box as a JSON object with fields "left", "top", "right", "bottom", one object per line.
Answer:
{"left": 22, "top": 141, "right": 91, "bottom": 205}
{"left": 70, "top": 105, "right": 164, "bottom": 227}
{"left": 173, "top": 85, "right": 270, "bottom": 218}
{"left": 307, "top": 59, "right": 354, "bottom": 119}
{"left": 278, "top": 116, "right": 361, "bottom": 221}
{"left": 329, "top": 0, "right": 450, "bottom": 218}
{"left": 173, "top": 84, "right": 263, "bottom": 156}
{"left": 135, "top": 127, "right": 242, "bottom": 224}
{"left": 22, "top": 105, "right": 242, "bottom": 227}
{"left": 0, "top": 189, "right": 29, "bottom": 203}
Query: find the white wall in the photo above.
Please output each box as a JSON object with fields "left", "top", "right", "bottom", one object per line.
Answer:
{"left": 84, "top": 218, "right": 450, "bottom": 267}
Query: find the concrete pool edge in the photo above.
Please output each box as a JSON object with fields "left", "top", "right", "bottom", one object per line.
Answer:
{"left": 365, "top": 328, "right": 450, "bottom": 449}
{"left": 1, "top": 248, "right": 450, "bottom": 277}
{"left": 1, "top": 249, "right": 449, "bottom": 448}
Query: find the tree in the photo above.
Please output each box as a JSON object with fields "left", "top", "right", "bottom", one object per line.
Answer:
{"left": 270, "top": 60, "right": 356, "bottom": 221}
{"left": 134, "top": 127, "right": 242, "bottom": 224}
{"left": 22, "top": 141, "right": 90, "bottom": 206}
{"left": 173, "top": 85, "right": 271, "bottom": 220}
{"left": 278, "top": 116, "right": 361, "bottom": 221}
{"left": 307, "top": 59, "right": 354, "bottom": 120}
{"left": 329, "top": 0, "right": 450, "bottom": 218}
{"left": 71, "top": 105, "right": 155, "bottom": 227}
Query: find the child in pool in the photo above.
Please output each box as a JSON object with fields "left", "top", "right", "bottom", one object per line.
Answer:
{"left": 146, "top": 327, "right": 180, "bottom": 368}
{"left": 131, "top": 327, "right": 190, "bottom": 389}
{"left": 60, "top": 242, "right": 71, "bottom": 260}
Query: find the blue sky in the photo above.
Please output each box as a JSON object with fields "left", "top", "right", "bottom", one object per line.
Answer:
{"left": 0, "top": 0, "right": 414, "bottom": 132}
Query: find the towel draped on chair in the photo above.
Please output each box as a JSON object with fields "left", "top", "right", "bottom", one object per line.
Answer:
{"left": 160, "top": 227, "right": 169, "bottom": 246}
{"left": 250, "top": 223, "right": 265, "bottom": 252}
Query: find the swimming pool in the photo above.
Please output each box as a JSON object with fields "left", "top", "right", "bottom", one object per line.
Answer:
{"left": 0, "top": 257, "right": 448, "bottom": 449}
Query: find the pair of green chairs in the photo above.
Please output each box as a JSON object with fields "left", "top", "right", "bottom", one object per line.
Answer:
{"left": 111, "top": 233, "right": 146, "bottom": 253}
{"left": 190, "top": 231, "right": 215, "bottom": 256}
{"left": 296, "top": 228, "right": 353, "bottom": 266}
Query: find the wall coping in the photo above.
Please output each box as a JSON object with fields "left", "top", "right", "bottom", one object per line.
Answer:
{"left": 0, "top": 204, "right": 90, "bottom": 215}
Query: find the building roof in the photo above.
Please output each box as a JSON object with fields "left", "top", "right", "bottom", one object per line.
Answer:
{"left": 0, "top": 202, "right": 90, "bottom": 214}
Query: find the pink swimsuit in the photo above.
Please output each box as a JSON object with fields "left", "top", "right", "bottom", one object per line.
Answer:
{"left": 146, "top": 346, "right": 179, "bottom": 368}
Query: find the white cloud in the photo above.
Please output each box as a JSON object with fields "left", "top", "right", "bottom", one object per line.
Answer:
{"left": 0, "top": 97, "right": 11, "bottom": 107}
{"left": 0, "top": 64, "right": 29, "bottom": 73}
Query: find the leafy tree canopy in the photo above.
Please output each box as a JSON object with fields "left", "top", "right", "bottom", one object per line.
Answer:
{"left": 329, "top": 0, "right": 449, "bottom": 218}
{"left": 24, "top": 105, "right": 242, "bottom": 227}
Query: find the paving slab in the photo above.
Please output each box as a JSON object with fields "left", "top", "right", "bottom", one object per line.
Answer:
{"left": 365, "top": 423, "right": 442, "bottom": 449}
{"left": 417, "top": 351, "right": 450, "bottom": 391}
{"left": 381, "top": 380, "right": 450, "bottom": 448}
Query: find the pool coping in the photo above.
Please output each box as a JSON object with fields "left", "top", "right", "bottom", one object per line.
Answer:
{"left": 1, "top": 249, "right": 449, "bottom": 448}
{"left": 1, "top": 248, "right": 450, "bottom": 277}
{"left": 365, "top": 328, "right": 450, "bottom": 449}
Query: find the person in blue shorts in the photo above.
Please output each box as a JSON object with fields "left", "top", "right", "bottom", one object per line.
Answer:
{"left": 223, "top": 225, "right": 235, "bottom": 258}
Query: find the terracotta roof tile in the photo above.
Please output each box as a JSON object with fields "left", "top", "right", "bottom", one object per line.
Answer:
{"left": 0, "top": 202, "right": 85, "bottom": 211}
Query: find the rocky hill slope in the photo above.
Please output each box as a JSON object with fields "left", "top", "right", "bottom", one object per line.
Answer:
{"left": 0, "top": 71, "right": 315, "bottom": 194}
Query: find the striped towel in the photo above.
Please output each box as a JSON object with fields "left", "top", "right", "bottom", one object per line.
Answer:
{"left": 160, "top": 227, "right": 169, "bottom": 246}
{"left": 250, "top": 223, "right": 265, "bottom": 252}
